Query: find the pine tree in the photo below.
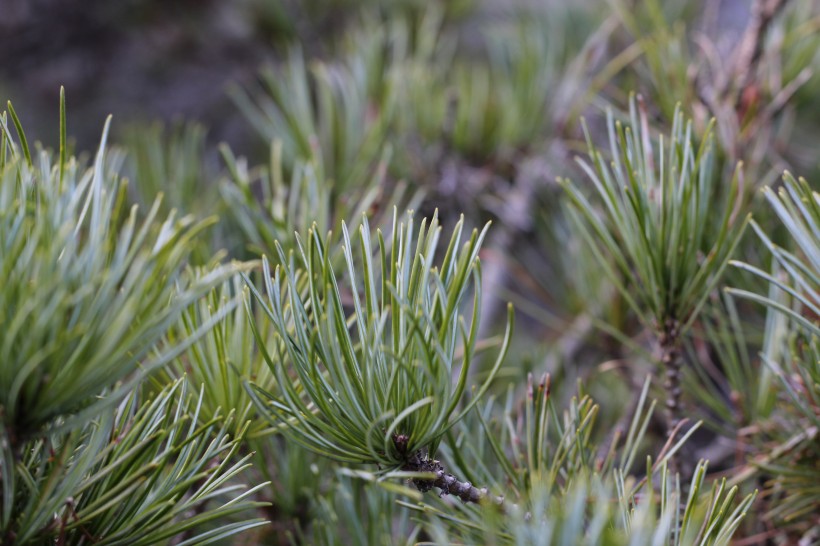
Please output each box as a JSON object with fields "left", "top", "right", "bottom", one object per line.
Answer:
{"left": 2, "top": 0, "right": 819, "bottom": 544}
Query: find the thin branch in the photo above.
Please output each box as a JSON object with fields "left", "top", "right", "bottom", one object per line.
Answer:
{"left": 658, "top": 317, "right": 684, "bottom": 432}
{"left": 730, "top": 0, "right": 790, "bottom": 100}
{"left": 403, "top": 451, "right": 503, "bottom": 506}
{"left": 727, "top": 425, "right": 818, "bottom": 487}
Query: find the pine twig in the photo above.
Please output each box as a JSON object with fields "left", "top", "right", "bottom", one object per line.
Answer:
{"left": 403, "top": 451, "right": 502, "bottom": 506}
{"left": 658, "top": 318, "right": 684, "bottom": 432}
{"left": 730, "top": 0, "right": 790, "bottom": 100}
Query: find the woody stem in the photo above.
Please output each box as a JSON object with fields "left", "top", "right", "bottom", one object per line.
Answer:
{"left": 659, "top": 318, "right": 683, "bottom": 434}
{"left": 402, "top": 451, "right": 503, "bottom": 506}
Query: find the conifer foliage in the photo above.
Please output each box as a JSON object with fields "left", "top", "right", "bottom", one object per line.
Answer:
{"left": 2, "top": 0, "right": 820, "bottom": 544}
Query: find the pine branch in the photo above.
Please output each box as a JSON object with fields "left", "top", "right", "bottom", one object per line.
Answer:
{"left": 658, "top": 317, "right": 684, "bottom": 431}
{"left": 730, "top": 0, "right": 790, "bottom": 100}
{"left": 403, "top": 451, "right": 502, "bottom": 506}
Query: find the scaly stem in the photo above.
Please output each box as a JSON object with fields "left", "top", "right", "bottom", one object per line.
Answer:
{"left": 658, "top": 318, "right": 683, "bottom": 433}
{"left": 402, "top": 451, "right": 502, "bottom": 506}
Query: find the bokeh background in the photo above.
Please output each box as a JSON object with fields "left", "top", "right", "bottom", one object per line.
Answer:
{"left": 0, "top": 0, "right": 757, "bottom": 154}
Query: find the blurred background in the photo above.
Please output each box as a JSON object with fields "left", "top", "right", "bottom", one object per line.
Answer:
{"left": 0, "top": 0, "right": 757, "bottom": 154}
{"left": 1, "top": 0, "right": 280, "bottom": 152}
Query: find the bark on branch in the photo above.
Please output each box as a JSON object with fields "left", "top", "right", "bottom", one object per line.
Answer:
{"left": 658, "top": 317, "right": 683, "bottom": 432}
{"left": 730, "top": 0, "right": 790, "bottom": 99}
{"left": 402, "top": 451, "right": 503, "bottom": 506}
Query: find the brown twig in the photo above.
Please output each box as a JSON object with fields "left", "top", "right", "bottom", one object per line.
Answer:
{"left": 658, "top": 317, "right": 683, "bottom": 432}
{"left": 403, "top": 450, "right": 502, "bottom": 506}
{"left": 730, "top": 0, "right": 791, "bottom": 101}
